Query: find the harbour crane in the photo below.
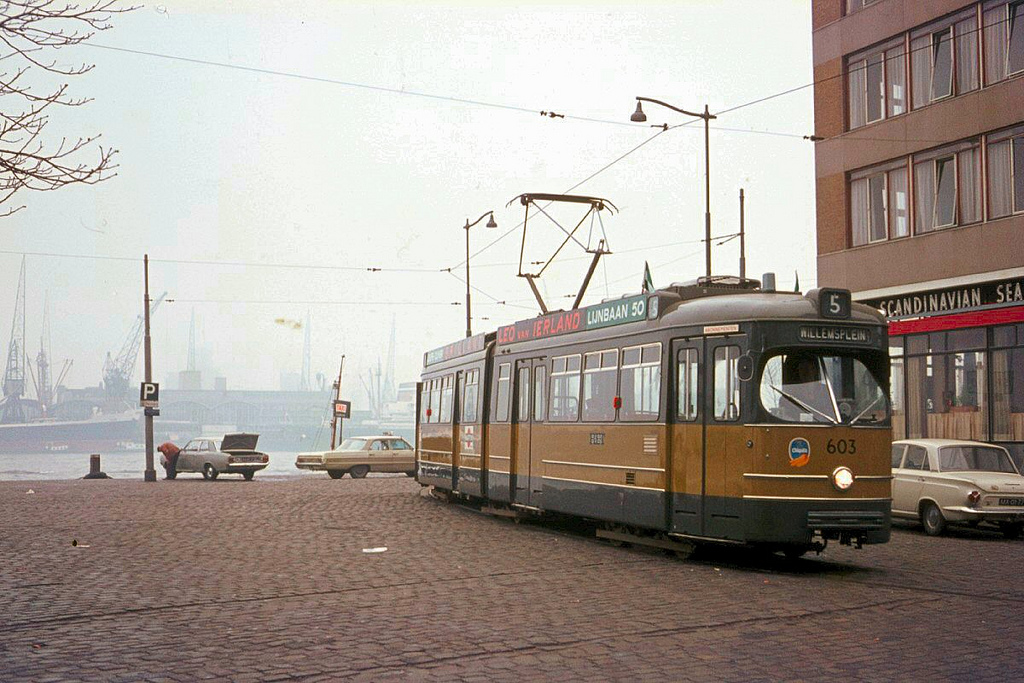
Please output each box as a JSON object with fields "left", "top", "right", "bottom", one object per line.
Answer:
{"left": 102, "top": 291, "right": 166, "bottom": 402}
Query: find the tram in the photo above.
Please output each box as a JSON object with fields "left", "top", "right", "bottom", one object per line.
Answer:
{"left": 416, "top": 275, "right": 892, "bottom": 555}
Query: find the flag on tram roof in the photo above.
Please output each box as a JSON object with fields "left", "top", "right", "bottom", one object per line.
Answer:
{"left": 642, "top": 261, "right": 654, "bottom": 293}
{"left": 793, "top": 270, "right": 800, "bottom": 293}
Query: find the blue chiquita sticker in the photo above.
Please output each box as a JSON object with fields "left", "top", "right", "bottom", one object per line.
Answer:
{"left": 789, "top": 438, "right": 811, "bottom": 468}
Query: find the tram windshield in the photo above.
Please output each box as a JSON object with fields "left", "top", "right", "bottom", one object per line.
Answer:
{"left": 759, "top": 352, "right": 888, "bottom": 425}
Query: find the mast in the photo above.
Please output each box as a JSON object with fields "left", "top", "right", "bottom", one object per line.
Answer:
{"left": 1, "top": 258, "right": 27, "bottom": 424}
{"left": 330, "top": 356, "right": 345, "bottom": 450}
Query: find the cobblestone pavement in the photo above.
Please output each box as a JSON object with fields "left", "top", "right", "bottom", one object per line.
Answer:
{"left": 2, "top": 475, "right": 1022, "bottom": 682}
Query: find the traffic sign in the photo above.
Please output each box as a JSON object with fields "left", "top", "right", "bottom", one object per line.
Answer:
{"left": 334, "top": 400, "right": 351, "bottom": 419}
{"left": 140, "top": 382, "right": 160, "bottom": 408}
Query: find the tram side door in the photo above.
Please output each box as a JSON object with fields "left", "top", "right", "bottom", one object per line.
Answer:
{"left": 669, "top": 340, "right": 703, "bottom": 536}
{"left": 512, "top": 361, "right": 534, "bottom": 506}
{"left": 703, "top": 336, "right": 746, "bottom": 540}
{"left": 451, "top": 370, "right": 463, "bottom": 491}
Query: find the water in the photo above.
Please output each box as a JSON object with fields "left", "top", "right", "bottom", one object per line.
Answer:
{"left": 0, "top": 450, "right": 315, "bottom": 481}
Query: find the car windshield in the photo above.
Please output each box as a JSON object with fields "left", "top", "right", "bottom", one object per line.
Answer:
{"left": 759, "top": 353, "right": 888, "bottom": 425}
{"left": 336, "top": 438, "right": 367, "bottom": 451}
{"left": 938, "top": 446, "right": 1018, "bottom": 474}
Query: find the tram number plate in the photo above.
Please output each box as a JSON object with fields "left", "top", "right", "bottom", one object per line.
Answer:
{"left": 998, "top": 497, "right": 1024, "bottom": 506}
{"left": 826, "top": 438, "right": 856, "bottom": 455}
{"left": 590, "top": 433, "right": 605, "bottom": 445}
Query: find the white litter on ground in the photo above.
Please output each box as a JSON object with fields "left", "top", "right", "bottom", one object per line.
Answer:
{"left": 362, "top": 547, "right": 388, "bottom": 554}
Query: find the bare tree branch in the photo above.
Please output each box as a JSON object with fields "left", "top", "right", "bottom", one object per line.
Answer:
{"left": 0, "top": 0, "right": 136, "bottom": 213}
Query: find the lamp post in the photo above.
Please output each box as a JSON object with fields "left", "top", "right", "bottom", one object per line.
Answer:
{"left": 464, "top": 211, "right": 497, "bottom": 337}
{"left": 631, "top": 97, "right": 717, "bottom": 278}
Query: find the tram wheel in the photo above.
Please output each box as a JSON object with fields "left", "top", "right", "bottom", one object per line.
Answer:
{"left": 921, "top": 502, "right": 946, "bottom": 536}
{"left": 783, "top": 546, "right": 809, "bottom": 560}
{"left": 603, "top": 523, "right": 631, "bottom": 548}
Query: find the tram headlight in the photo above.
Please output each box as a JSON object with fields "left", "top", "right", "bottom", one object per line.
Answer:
{"left": 831, "top": 466, "right": 854, "bottom": 491}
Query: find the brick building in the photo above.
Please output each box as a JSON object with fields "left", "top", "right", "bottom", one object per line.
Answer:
{"left": 812, "top": 0, "right": 1024, "bottom": 464}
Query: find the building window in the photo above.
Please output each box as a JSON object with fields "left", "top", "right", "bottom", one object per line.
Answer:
{"left": 846, "top": 0, "right": 882, "bottom": 15}
{"left": 848, "top": 43, "right": 905, "bottom": 129}
{"left": 987, "top": 127, "right": 1024, "bottom": 218}
{"left": 583, "top": 349, "right": 618, "bottom": 422}
{"left": 851, "top": 163, "right": 908, "bottom": 245}
{"left": 549, "top": 354, "right": 581, "bottom": 422}
{"left": 620, "top": 343, "right": 661, "bottom": 422}
{"left": 985, "top": 1, "right": 1024, "bottom": 85}
{"left": 906, "top": 338, "right": 988, "bottom": 441}
{"left": 890, "top": 337, "right": 906, "bottom": 439}
{"left": 911, "top": 12, "right": 979, "bottom": 109}
{"left": 914, "top": 142, "right": 981, "bottom": 233}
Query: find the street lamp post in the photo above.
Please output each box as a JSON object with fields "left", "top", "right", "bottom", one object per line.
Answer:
{"left": 631, "top": 97, "right": 717, "bottom": 278}
{"left": 464, "top": 211, "right": 497, "bottom": 337}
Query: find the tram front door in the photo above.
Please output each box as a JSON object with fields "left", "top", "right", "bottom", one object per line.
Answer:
{"left": 511, "top": 359, "right": 544, "bottom": 508}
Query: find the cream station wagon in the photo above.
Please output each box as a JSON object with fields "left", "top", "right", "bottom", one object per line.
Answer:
{"left": 891, "top": 439, "right": 1024, "bottom": 539}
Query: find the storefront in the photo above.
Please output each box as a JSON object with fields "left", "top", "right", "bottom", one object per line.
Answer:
{"left": 858, "top": 273, "right": 1024, "bottom": 470}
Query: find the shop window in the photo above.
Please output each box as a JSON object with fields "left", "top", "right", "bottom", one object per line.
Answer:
{"left": 906, "top": 351, "right": 988, "bottom": 441}
{"left": 583, "top": 349, "right": 618, "bottom": 422}
{"left": 620, "top": 343, "right": 661, "bottom": 422}
{"left": 550, "top": 354, "right": 581, "bottom": 422}
{"left": 992, "top": 347, "right": 1024, "bottom": 441}
{"left": 891, "top": 340, "right": 906, "bottom": 439}
{"left": 993, "top": 325, "right": 1020, "bottom": 347}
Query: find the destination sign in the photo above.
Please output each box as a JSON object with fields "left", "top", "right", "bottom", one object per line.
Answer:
{"left": 424, "top": 333, "right": 486, "bottom": 366}
{"left": 497, "top": 294, "right": 648, "bottom": 345}
{"left": 798, "top": 326, "right": 873, "bottom": 345}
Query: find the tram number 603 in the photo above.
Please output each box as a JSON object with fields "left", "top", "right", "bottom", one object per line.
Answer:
{"left": 827, "top": 438, "right": 856, "bottom": 455}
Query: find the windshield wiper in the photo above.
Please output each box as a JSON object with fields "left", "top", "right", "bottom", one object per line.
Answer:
{"left": 769, "top": 385, "right": 839, "bottom": 424}
{"left": 849, "top": 394, "right": 885, "bottom": 425}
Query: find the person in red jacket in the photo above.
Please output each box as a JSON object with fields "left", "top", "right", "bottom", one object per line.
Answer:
{"left": 158, "top": 442, "right": 181, "bottom": 479}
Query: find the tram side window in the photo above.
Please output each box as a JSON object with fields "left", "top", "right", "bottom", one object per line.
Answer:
{"left": 420, "top": 382, "right": 431, "bottom": 423}
{"left": 713, "top": 346, "right": 741, "bottom": 421}
{"left": 439, "top": 375, "right": 454, "bottom": 423}
{"left": 583, "top": 349, "right": 619, "bottom": 422}
{"left": 429, "top": 379, "right": 442, "bottom": 424}
{"left": 495, "top": 363, "right": 511, "bottom": 422}
{"left": 677, "top": 348, "right": 699, "bottom": 421}
{"left": 620, "top": 343, "right": 661, "bottom": 422}
{"left": 517, "top": 367, "right": 530, "bottom": 421}
{"left": 550, "top": 354, "right": 581, "bottom": 422}
{"left": 461, "top": 369, "right": 479, "bottom": 423}
{"left": 534, "top": 367, "right": 547, "bottom": 421}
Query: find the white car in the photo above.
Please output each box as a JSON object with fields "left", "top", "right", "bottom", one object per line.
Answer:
{"left": 891, "top": 439, "right": 1024, "bottom": 538}
{"left": 163, "top": 433, "right": 269, "bottom": 481}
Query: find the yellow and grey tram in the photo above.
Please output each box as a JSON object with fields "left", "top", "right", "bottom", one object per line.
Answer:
{"left": 417, "top": 276, "right": 892, "bottom": 555}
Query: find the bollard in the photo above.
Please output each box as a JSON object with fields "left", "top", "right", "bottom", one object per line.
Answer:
{"left": 82, "top": 453, "right": 110, "bottom": 480}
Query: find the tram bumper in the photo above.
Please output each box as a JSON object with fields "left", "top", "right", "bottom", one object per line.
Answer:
{"left": 744, "top": 497, "right": 891, "bottom": 546}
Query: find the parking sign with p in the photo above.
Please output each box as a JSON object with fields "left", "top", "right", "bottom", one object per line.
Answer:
{"left": 140, "top": 382, "right": 160, "bottom": 408}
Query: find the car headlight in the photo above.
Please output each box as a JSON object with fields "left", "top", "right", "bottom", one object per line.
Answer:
{"left": 831, "top": 466, "right": 854, "bottom": 491}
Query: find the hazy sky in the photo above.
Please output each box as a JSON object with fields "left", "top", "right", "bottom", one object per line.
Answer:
{"left": 0, "top": 1, "right": 816, "bottom": 406}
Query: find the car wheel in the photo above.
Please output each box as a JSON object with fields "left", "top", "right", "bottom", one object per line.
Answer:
{"left": 203, "top": 463, "right": 219, "bottom": 481}
{"left": 921, "top": 502, "right": 946, "bottom": 536}
{"left": 350, "top": 465, "right": 369, "bottom": 479}
{"left": 327, "top": 470, "right": 345, "bottom": 480}
{"left": 999, "top": 522, "right": 1023, "bottom": 540}
{"left": 242, "top": 471, "right": 254, "bottom": 481}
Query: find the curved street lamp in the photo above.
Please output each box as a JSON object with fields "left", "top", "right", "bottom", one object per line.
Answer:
{"left": 631, "top": 97, "right": 717, "bottom": 278}
{"left": 464, "top": 211, "right": 497, "bottom": 337}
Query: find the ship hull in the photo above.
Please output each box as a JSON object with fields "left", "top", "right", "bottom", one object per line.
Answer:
{"left": 0, "top": 413, "right": 143, "bottom": 453}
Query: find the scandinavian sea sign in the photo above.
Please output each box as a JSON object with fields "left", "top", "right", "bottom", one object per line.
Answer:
{"left": 789, "top": 437, "right": 811, "bottom": 468}
{"left": 860, "top": 276, "right": 1024, "bottom": 320}
{"left": 497, "top": 294, "right": 647, "bottom": 345}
